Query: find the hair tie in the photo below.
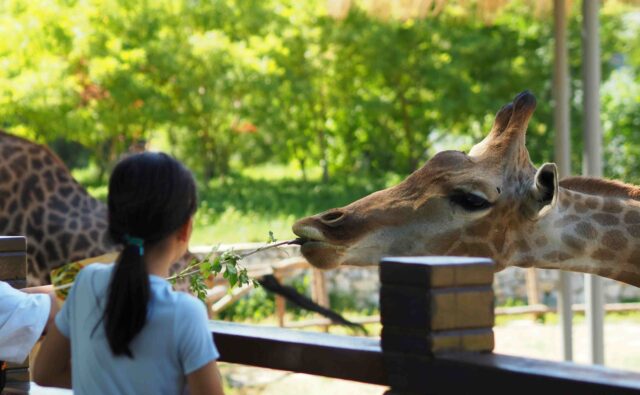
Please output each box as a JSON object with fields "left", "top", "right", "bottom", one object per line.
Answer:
{"left": 123, "top": 234, "right": 145, "bottom": 255}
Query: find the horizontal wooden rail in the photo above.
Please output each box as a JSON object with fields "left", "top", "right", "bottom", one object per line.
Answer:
{"left": 496, "top": 302, "right": 640, "bottom": 315}
{"left": 210, "top": 321, "right": 386, "bottom": 385}
{"left": 210, "top": 320, "right": 640, "bottom": 394}
{"left": 0, "top": 236, "right": 29, "bottom": 383}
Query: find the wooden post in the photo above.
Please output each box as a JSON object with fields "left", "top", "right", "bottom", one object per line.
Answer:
{"left": 275, "top": 272, "right": 286, "bottom": 327}
{"left": 379, "top": 256, "right": 495, "bottom": 394}
{"left": 311, "top": 268, "right": 330, "bottom": 332}
{"left": 553, "top": 0, "right": 574, "bottom": 362}
{"left": 525, "top": 267, "right": 544, "bottom": 320}
{"left": 582, "top": 0, "right": 605, "bottom": 366}
{"left": 0, "top": 236, "right": 29, "bottom": 384}
{"left": 311, "top": 268, "right": 329, "bottom": 307}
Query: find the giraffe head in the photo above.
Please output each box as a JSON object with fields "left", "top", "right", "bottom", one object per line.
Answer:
{"left": 293, "top": 91, "right": 559, "bottom": 270}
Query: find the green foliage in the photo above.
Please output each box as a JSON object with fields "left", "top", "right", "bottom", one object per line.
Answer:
{"left": 217, "top": 286, "right": 275, "bottom": 322}
{"left": 197, "top": 170, "right": 390, "bottom": 219}
{"left": 170, "top": 234, "right": 305, "bottom": 302}
{"left": 2, "top": 1, "right": 639, "bottom": 183}
{"left": 215, "top": 274, "right": 311, "bottom": 322}
{"left": 216, "top": 272, "right": 378, "bottom": 322}
{"left": 499, "top": 297, "right": 528, "bottom": 308}
{"left": 190, "top": 164, "right": 397, "bottom": 243}
{"left": 329, "top": 291, "right": 378, "bottom": 316}
{"left": 169, "top": 245, "right": 264, "bottom": 302}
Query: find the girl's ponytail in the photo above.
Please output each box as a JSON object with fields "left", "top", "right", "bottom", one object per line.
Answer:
{"left": 103, "top": 243, "right": 150, "bottom": 357}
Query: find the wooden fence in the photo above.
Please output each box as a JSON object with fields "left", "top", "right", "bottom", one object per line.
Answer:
{"left": 0, "top": 236, "right": 30, "bottom": 385}
{"left": 3, "top": 239, "right": 640, "bottom": 393}
{"left": 211, "top": 256, "right": 640, "bottom": 394}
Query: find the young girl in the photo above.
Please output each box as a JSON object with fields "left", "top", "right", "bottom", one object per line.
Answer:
{"left": 34, "top": 152, "right": 225, "bottom": 395}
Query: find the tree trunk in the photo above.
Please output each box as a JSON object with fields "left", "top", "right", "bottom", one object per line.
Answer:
{"left": 318, "top": 129, "right": 329, "bottom": 183}
{"left": 298, "top": 156, "right": 307, "bottom": 182}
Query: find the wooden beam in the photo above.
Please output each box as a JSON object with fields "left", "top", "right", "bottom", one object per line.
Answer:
{"left": 211, "top": 321, "right": 386, "bottom": 385}
{"left": 210, "top": 320, "right": 640, "bottom": 393}
{"left": 0, "top": 236, "right": 29, "bottom": 384}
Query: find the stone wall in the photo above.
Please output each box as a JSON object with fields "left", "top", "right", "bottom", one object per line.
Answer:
{"left": 195, "top": 244, "right": 640, "bottom": 308}
{"left": 323, "top": 266, "right": 640, "bottom": 309}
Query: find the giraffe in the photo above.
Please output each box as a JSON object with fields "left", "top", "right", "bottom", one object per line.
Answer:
{"left": 293, "top": 91, "right": 640, "bottom": 288}
{"left": 0, "top": 131, "right": 117, "bottom": 286}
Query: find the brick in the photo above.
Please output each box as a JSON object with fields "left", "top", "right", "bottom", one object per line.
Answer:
{"left": 380, "top": 285, "right": 494, "bottom": 331}
{"left": 0, "top": 236, "right": 26, "bottom": 253}
{"left": 380, "top": 256, "right": 494, "bottom": 288}
{"left": 0, "top": 252, "right": 26, "bottom": 280}
{"left": 382, "top": 327, "right": 494, "bottom": 355}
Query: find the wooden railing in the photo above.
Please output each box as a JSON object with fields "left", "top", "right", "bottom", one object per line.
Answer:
{"left": 0, "top": 236, "right": 30, "bottom": 384}
{"left": 211, "top": 256, "right": 640, "bottom": 394}
{"left": 4, "top": 239, "right": 640, "bottom": 393}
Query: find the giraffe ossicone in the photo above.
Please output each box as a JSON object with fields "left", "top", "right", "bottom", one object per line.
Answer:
{"left": 293, "top": 91, "right": 640, "bottom": 287}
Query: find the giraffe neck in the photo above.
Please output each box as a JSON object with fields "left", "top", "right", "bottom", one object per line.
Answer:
{"left": 0, "top": 131, "right": 117, "bottom": 285}
{"left": 513, "top": 177, "right": 640, "bottom": 287}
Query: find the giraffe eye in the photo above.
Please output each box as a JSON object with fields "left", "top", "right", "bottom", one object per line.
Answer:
{"left": 450, "top": 191, "right": 493, "bottom": 211}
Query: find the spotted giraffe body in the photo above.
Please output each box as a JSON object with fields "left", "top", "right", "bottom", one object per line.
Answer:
{"left": 293, "top": 91, "right": 640, "bottom": 288}
{"left": 0, "top": 131, "right": 117, "bottom": 286}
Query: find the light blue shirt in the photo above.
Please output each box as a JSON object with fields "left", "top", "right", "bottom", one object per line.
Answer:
{"left": 55, "top": 263, "right": 219, "bottom": 395}
{"left": 0, "top": 282, "right": 50, "bottom": 363}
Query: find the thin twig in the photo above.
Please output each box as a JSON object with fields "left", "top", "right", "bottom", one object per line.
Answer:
{"left": 55, "top": 238, "right": 303, "bottom": 293}
{"left": 239, "top": 239, "right": 300, "bottom": 259}
{"left": 53, "top": 283, "right": 73, "bottom": 292}
{"left": 168, "top": 238, "right": 300, "bottom": 281}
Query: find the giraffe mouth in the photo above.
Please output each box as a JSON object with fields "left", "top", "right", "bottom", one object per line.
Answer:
{"left": 291, "top": 229, "right": 340, "bottom": 250}
{"left": 292, "top": 223, "right": 329, "bottom": 243}
{"left": 295, "top": 236, "right": 337, "bottom": 255}
{"left": 288, "top": 237, "right": 333, "bottom": 251}
{"left": 292, "top": 224, "right": 344, "bottom": 268}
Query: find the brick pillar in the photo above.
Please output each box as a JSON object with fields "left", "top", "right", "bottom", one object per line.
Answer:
{"left": 379, "top": 256, "right": 495, "bottom": 395}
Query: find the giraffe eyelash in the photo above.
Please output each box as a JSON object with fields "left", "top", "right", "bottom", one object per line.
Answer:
{"left": 449, "top": 191, "right": 494, "bottom": 212}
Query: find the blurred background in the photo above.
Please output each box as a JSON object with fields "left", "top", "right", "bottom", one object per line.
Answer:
{"left": 1, "top": 1, "right": 639, "bottom": 393}
{"left": 1, "top": 0, "right": 639, "bottom": 244}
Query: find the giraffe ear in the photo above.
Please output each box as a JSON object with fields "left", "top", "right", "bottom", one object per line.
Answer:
{"left": 529, "top": 163, "right": 558, "bottom": 217}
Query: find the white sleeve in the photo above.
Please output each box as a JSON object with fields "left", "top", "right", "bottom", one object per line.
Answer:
{"left": 0, "top": 281, "right": 51, "bottom": 363}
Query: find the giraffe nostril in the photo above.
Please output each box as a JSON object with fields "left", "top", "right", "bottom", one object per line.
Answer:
{"left": 319, "top": 210, "right": 345, "bottom": 225}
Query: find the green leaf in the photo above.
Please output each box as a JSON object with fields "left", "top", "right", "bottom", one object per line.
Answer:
{"left": 225, "top": 262, "right": 238, "bottom": 276}
{"left": 228, "top": 273, "right": 238, "bottom": 288}
{"left": 268, "top": 230, "right": 277, "bottom": 243}
{"left": 212, "top": 257, "right": 222, "bottom": 273}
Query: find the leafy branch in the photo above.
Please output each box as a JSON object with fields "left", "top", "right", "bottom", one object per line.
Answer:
{"left": 168, "top": 233, "right": 303, "bottom": 302}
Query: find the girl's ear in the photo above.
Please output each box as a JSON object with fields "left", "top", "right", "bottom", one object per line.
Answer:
{"left": 177, "top": 216, "right": 194, "bottom": 242}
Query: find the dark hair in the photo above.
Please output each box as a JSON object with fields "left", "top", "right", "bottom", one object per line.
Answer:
{"left": 104, "top": 152, "right": 197, "bottom": 357}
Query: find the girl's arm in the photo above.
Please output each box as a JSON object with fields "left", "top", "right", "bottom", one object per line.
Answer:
{"left": 20, "top": 286, "right": 59, "bottom": 335}
{"left": 187, "top": 360, "right": 225, "bottom": 395}
{"left": 32, "top": 322, "right": 71, "bottom": 388}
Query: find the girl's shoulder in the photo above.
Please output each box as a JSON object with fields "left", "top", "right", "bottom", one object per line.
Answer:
{"left": 173, "top": 292, "right": 208, "bottom": 319}
{"left": 74, "top": 262, "right": 114, "bottom": 293}
{"left": 83, "top": 262, "right": 114, "bottom": 272}
{"left": 78, "top": 262, "right": 114, "bottom": 281}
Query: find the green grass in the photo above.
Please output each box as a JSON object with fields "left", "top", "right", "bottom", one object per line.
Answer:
{"left": 495, "top": 311, "right": 640, "bottom": 326}
{"left": 191, "top": 163, "right": 399, "bottom": 245}
{"left": 191, "top": 209, "right": 297, "bottom": 244}
{"left": 72, "top": 162, "right": 109, "bottom": 201}
{"left": 73, "top": 161, "right": 401, "bottom": 244}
